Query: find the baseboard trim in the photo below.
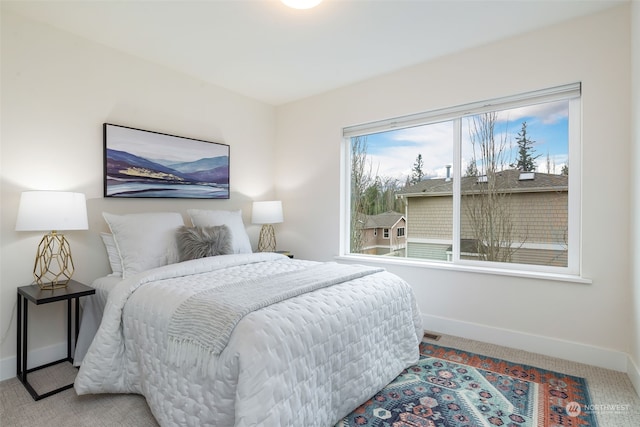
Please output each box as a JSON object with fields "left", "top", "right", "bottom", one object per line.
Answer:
{"left": 627, "top": 354, "right": 640, "bottom": 398}
{"left": 423, "top": 313, "right": 629, "bottom": 372}
{"left": 0, "top": 342, "right": 67, "bottom": 382}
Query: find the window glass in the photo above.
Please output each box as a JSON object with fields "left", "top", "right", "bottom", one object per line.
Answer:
{"left": 346, "top": 85, "right": 578, "bottom": 274}
{"left": 350, "top": 122, "right": 453, "bottom": 259}
{"left": 460, "top": 102, "right": 569, "bottom": 267}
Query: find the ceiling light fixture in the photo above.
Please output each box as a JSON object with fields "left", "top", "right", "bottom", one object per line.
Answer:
{"left": 281, "top": 0, "right": 322, "bottom": 10}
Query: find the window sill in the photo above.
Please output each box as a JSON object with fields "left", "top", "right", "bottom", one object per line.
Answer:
{"left": 334, "top": 254, "right": 592, "bottom": 284}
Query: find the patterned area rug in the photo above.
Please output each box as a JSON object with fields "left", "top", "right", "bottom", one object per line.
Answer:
{"left": 337, "top": 342, "right": 598, "bottom": 426}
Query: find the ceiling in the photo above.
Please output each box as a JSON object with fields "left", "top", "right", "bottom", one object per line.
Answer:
{"left": 2, "top": 0, "right": 626, "bottom": 106}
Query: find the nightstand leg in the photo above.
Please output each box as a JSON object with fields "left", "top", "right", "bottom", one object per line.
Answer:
{"left": 16, "top": 293, "right": 22, "bottom": 378}
{"left": 67, "top": 299, "right": 72, "bottom": 360}
{"left": 22, "top": 298, "right": 28, "bottom": 382}
{"left": 74, "top": 297, "right": 80, "bottom": 357}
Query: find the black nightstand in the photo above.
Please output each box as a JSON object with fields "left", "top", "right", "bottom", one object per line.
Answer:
{"left": 16, "top": 279, "right": 95, "bottom": 400}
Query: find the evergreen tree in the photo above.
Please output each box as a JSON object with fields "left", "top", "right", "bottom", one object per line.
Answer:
{"left": 465, "top": 158, "right": 479, "bottom": 177}
{"left": 410, "top": 154, "right": 424, "bottom": 184}
{"left": 511, "top": 121, "right": 540, "bottom": 172}
{"left": 546, "top": 152, "right": 551, "bottom": 173}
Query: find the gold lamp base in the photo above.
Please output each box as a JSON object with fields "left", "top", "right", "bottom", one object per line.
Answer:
{"left": 33, "top": 231, "right": 74, "bottom": 289}
{"left": 257, "top": 224, "right": 277, "bottom": 252}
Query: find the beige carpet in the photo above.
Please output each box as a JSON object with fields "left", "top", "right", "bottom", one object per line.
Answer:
{"left": 1, "top": 334, "right": 639, "bottom": 426}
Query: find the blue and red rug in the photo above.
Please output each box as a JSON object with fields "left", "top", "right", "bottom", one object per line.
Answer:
{"left": 338, "top": 342, "right": 598, "bottom": 426}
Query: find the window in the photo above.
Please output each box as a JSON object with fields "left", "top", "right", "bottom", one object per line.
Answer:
{"left": 383, "top": 229, "right": 390, "bottom": 239}
{"left": 343, "top": 83, "right": 581, "bottom": 276}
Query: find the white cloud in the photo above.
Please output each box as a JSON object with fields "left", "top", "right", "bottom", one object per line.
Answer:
{"left": 363, "top": 100, "right": 569, "bottom": 182}
{"left": 368, "top": 122, "right": 454, "bottom": 180}
{"left": 496, "top": 100, "right": 568, "bottom": 125}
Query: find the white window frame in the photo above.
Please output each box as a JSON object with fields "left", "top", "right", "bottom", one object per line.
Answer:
{"left": 340, "top": 83, "right": 587, "bottom": 283}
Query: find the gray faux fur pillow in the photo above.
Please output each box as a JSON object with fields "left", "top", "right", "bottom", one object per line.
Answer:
{"left": 176, "top": 225, "right": 233, "bottom": 262}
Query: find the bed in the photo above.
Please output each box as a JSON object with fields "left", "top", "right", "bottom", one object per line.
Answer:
{"left": 74, "top": 210, "right": 423, "bottom": 427}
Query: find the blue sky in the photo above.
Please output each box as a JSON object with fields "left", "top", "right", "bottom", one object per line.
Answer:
{"left": 362, "top": 100, "right": 569, "bottom": 181}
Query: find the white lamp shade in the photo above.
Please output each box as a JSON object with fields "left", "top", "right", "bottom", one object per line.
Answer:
{"left": 16, "top": 191, "right": 88, "bottom": 231}
{"left": 252, "top": 201, "right": 283, "bottom": 225}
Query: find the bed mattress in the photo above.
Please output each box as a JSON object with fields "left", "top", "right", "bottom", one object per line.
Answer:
{"left": 75, "top": 253, "right": 422, "bottom": 426}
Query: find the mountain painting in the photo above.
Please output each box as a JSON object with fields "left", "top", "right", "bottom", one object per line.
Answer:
{"left": 104, "top": 123, "right": 230, "bottom": 199}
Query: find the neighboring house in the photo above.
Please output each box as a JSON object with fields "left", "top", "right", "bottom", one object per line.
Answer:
{"left": 397, "top": 170, "right": 568, "bottom": 266}
{"left": 359, "top": 211, "right": 406, "bottom": 256}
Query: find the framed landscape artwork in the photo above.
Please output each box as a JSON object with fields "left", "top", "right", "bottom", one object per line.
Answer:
{"left": 103, "top": 123, "right": 230, "bottom": 199}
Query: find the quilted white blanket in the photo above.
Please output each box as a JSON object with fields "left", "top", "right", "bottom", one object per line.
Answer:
{"left": 75, "top": 253, "right": 422, "bottom": 427}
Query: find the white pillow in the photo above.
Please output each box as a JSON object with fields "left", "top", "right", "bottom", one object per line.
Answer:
{"left": 103, "top": 212, "right": 185, "bottom": 278}
{"left": 100, "top": 232, "right": 122, "bottom": 277}
{"left": 187, "top": 209, "right": 252, "bottom": 254}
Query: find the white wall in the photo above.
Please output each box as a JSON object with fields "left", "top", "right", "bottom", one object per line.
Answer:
{"left": 630, "top": 0, "right": 640, "bottom": 394}
{"left": 1, "top": 3, "right": 635, "bottom": 382}
{"left": 0, "top": 11, "right": 277, "bottom": 377}
{"left": 276, "top": 5, "right": 632, "bottom": 370}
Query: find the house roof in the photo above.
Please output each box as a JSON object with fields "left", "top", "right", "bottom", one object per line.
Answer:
{"left": 397, "top": 169, "right": 568, "bottom": 197}
{"left": 364, "top": 211, "right": 405, "bottom": 229}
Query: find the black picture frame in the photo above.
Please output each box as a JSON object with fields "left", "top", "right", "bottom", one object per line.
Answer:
{"left": 103, "top": 123, "right": 230, "bottom": 199}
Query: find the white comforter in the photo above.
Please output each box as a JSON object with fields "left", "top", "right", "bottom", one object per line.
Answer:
{"left": 75, "top": 253, "right": 422, "bottom": 427}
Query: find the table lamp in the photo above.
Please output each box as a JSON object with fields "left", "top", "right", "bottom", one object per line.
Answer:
{"left": 15, "top": 191, "right": 88, "bottom": 289}
{"left": 252, "top": 201, "right": 283, "bottom": 252}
